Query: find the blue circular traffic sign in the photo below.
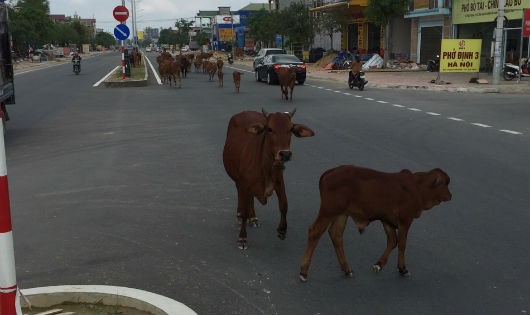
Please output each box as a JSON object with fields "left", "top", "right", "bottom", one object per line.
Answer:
{"left": 114, "top": 24, "right": 130, "bottom": 40}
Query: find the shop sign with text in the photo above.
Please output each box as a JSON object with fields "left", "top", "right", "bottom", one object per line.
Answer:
{"left": 440, "top": 39, "right": 482, "bottom": 72}
{"left": 453, "top": 0, "right": 530, "bottom": 24}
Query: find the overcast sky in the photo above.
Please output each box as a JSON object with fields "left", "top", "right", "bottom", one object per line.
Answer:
{"left": 48, "top": 0, "right": 258, "bottom": 33}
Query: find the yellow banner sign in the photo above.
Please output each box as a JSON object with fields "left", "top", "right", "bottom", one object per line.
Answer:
{"left": 218, "top": 28, "right": 234, "bottom": 41}
{"left": 440, "top": 39, "right": 482, "bottom": 72}
{"left": 453, "top": 0, "right": 530, "bottom": 24}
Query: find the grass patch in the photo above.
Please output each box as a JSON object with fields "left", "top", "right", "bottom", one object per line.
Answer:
{"left": 112, "top": 64, "right": 145, "bottom": 80}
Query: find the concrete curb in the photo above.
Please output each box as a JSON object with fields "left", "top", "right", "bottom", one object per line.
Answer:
{"left": 20, "top": 285, "right": 197, "bottom": 315}
{"left": 104, "top": 57, "right": 149, "bottom": 88}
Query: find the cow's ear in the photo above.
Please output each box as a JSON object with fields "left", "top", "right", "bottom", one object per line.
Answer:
{"left": 430, "top": 169, "right": 449, "bottom": 187}
{"left": 246, "top": 123, "right": 266, "bottom": 135}
{"left": 292, "top": 124, "right": 315, "bottom": 138}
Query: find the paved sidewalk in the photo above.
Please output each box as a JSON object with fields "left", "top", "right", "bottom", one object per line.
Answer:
{"left": 306, "top": 66, "right": 530, "bottom": 94}
{"left": 235, "top": 57, "right": 529, "bottom": 94}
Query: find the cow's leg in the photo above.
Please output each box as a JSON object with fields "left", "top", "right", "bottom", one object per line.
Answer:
{"left": 396, "top": 223, "right": 411, "bottom": 277}
{"left": 248, "top": 201, "right": 259, "bottom": 228}
{"left": 274, "top": 172, "right": 288, "bottom": 240}
{"left": 289, "top": 86, "right": 294, "bottom": 101}
{"left": 299, "top": 213, "right": 333, "bottom": 282}
{"left": 328, "top": 215, "right": 352, "bottom": 277}
{"left": 373, "top": 222, "right": 397, "bottom": 273}
{"left": 235, "top": 185, "right": 251, "bottom": 249}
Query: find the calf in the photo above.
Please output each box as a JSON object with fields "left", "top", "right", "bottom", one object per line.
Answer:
{"left": 299, "top": 165, "right": 452, "bottom": 281}
{"left": 218, "top": 70, "right": 224, "bottom": 87}
{"left": 278, "top": 67, "right": 296, "bottom": 101}
{"left": 206, "top": 62, "right": 217, "bottom": 81}
{"left": 223, "top": 109, "right": 314, "bottom": 249}
{"left": 233, "top": 71, "right": 243, "bottom": 93}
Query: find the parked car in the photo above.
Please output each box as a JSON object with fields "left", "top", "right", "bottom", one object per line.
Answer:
{"left": 145, "top": 46, "right": 152, "bottom": 52}
{"left": 255, "top": 54, "right": 306, "bottom": 85}
{"left": 252, "top": 48, "right": 286, "bottom": 70}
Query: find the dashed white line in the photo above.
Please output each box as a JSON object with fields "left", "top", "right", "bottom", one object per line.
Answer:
{"left": 471, "top": 123, "right": 491, "bottom": 128}
{"left": 500, "top": 129, "right": 523, "bottom": 135}
{"left": 309, "top": 85, "right": 523, "bottom": 136}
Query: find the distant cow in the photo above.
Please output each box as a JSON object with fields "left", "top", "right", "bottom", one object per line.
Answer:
{"left": 232, "top": 71, "right": 243, "bottom": 93}
{"left": 277, "top": 67, "right": 296, "bottom": 101}
{"left": 216, "top": 58, "right": 224, "bottom": 71}
{"left": 218, "top": 70, "right": 224, "bottom": 87}
{"left": 223, "top": 109, "right": 315, "bottom": 249}
{"left": 299, "top": 166, "right": 452, "bottom": 281}
{"left": 206, "top": 62, "right": 217, "bottom": 81}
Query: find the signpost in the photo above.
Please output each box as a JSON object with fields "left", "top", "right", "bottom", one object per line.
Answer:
{"left": 113, "top": 4, "right": 130, "bottom": 80}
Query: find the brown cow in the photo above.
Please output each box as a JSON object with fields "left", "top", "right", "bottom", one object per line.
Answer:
{"left": 206, "top": 62, "right": 217, "bottom": 81}
{"left": 278, "top": 67, "right": 296, "bottom": 101}
{"left": 223, "top": 109, "right": 314, "bottom": 249}
{"left": 216, "top": 58, "right": 224, "bottom": 71}
{"left": 299, "top": 165, "right": 452, "bottom": 281}
{"left": 218, "top": 70, "right": 224, "bottom": 87}
{"left": 232, "top": 71, "right": 243, "bottom": 93}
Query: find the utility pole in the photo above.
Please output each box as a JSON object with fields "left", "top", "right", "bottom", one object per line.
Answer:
{"left": 492, "top": 0, "right": 506, "bottom": 85}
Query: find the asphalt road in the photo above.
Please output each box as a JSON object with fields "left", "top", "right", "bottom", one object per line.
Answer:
{"left": 4, "top": 52, "right": 529, "bottom": 315}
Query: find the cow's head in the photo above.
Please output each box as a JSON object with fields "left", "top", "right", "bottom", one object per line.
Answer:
{"left": 246, "top": 108, "right": 314, "bottom": 164}
{"left": 416, "top": 168, "right": 452, "bottom": 210}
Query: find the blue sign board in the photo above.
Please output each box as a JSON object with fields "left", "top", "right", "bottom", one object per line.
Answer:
{"left": 114, "top": 23, "right": 130, "bottom": 40}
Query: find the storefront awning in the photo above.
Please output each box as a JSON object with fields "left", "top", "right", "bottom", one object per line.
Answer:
{"left": 310, "top": 2, "right": 348, "bottom": 12}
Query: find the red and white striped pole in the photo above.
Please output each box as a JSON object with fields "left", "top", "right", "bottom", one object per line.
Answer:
{"left": 121, "top": 42, "right": 125, "bottom": 80}
{"left": 0, "top": 119, "right": 21, "bottom": 315}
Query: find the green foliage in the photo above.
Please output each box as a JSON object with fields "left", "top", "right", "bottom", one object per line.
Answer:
{"left": 281, "top": 2, "right": 314, "bottom": 45}
{"left": 95, "top": 32, "right": 117, "bottom": 48}
{"left": 7, "top": 0, "right": 96, "bottom": 55}
{"left": 247, "top": 3, "right": 314, "bottom": 48}
{"left": 195, "top": 31, "right": 209, "bottom": 46}
{"left": 364, "top": 0, "right": 408, "bottom": 27}
{"left": 174, "top": 19, "right": 194, "bottom": 49}
{"left": 158, "top": 27, "right": 178, "bottom": 46}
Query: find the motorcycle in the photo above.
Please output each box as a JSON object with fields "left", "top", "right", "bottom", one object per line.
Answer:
{"left": 227, "top": 52, "right": 233, "bottom": 65}
{"left": 73, "top": 59, "right": 81, "bottom": 75}
{"left": 348, "top": 71, "right": 367, "bottom": 91}
{"left": 427, "top": 54, "right": 440, "bottom": 72}
{"left": 504, "top": 58, "right": 530, "bottom": 81}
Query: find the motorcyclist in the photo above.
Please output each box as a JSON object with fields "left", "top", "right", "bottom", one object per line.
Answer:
{"left": 349, "top": 55, "right": 367, "bottom": 84}
{"left": 71, "top": 50, "right": 81, "bottom": 71}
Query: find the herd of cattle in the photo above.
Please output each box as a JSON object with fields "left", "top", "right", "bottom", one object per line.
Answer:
{"left": 153, "top": 51, "right": 244, "bottom": 93}
{"left": 222, "top": 109, "right": 452, "bottom": 282}
{"left": 141, "top": 50, "right": 453, "bottom": 282}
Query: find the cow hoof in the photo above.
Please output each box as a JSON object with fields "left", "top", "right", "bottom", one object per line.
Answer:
{"left": 237, "top": 239, "right": 248, "bottom": 250}
{"left": 345, "top": 271, "right": 353, "bottom": 278}
{"left": 299, "top": 273, "right": 308, "bottom": 282}
{"left": 277, "top": 231, "right": 287, "bottom": 240}
{"left": 399, "top": 269, "right": 411, "bottom": 277}
{"left": 372, "top": 264, "right": 382, "bottom": 273}
{"left": 248, "top": 218, "right": 259, "bottom": 227}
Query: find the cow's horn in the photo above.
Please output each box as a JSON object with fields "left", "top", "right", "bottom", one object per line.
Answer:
{"left": 288, "top": 108, "right": 297, "bottom": 118}
{"left": 262, "top": 108, "right": 269, "bottom": 117}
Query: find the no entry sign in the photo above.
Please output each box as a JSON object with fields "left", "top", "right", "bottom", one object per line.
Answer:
{"left": 113, "top": 5, "right": 129, "bottom": 22}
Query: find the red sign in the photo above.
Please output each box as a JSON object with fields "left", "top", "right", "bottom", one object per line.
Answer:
{"left": 113, "top": 5, "right": 129, "bottom": 22}
{"left": 524, "top": 9, "right": 530, "bottom": 37}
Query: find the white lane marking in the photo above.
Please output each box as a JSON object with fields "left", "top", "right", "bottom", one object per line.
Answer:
{"left": 308, "top": 85, "right": 523, "bottom": 136}
{"left": 93, "top": 66, "right": 120, "bottom": 87}
{"left": 144, "top": 55, "right": 162, "bottom": 84}
{"left": 471, "top": 123, "right": 491, "bottom": 128}
{"left": 500, "top": 129, "right": 523, "bottom": 135}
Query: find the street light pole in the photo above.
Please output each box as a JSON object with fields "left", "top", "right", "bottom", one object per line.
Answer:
{"left": 492, "top": 0, "right": 506, "bottom": 85}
